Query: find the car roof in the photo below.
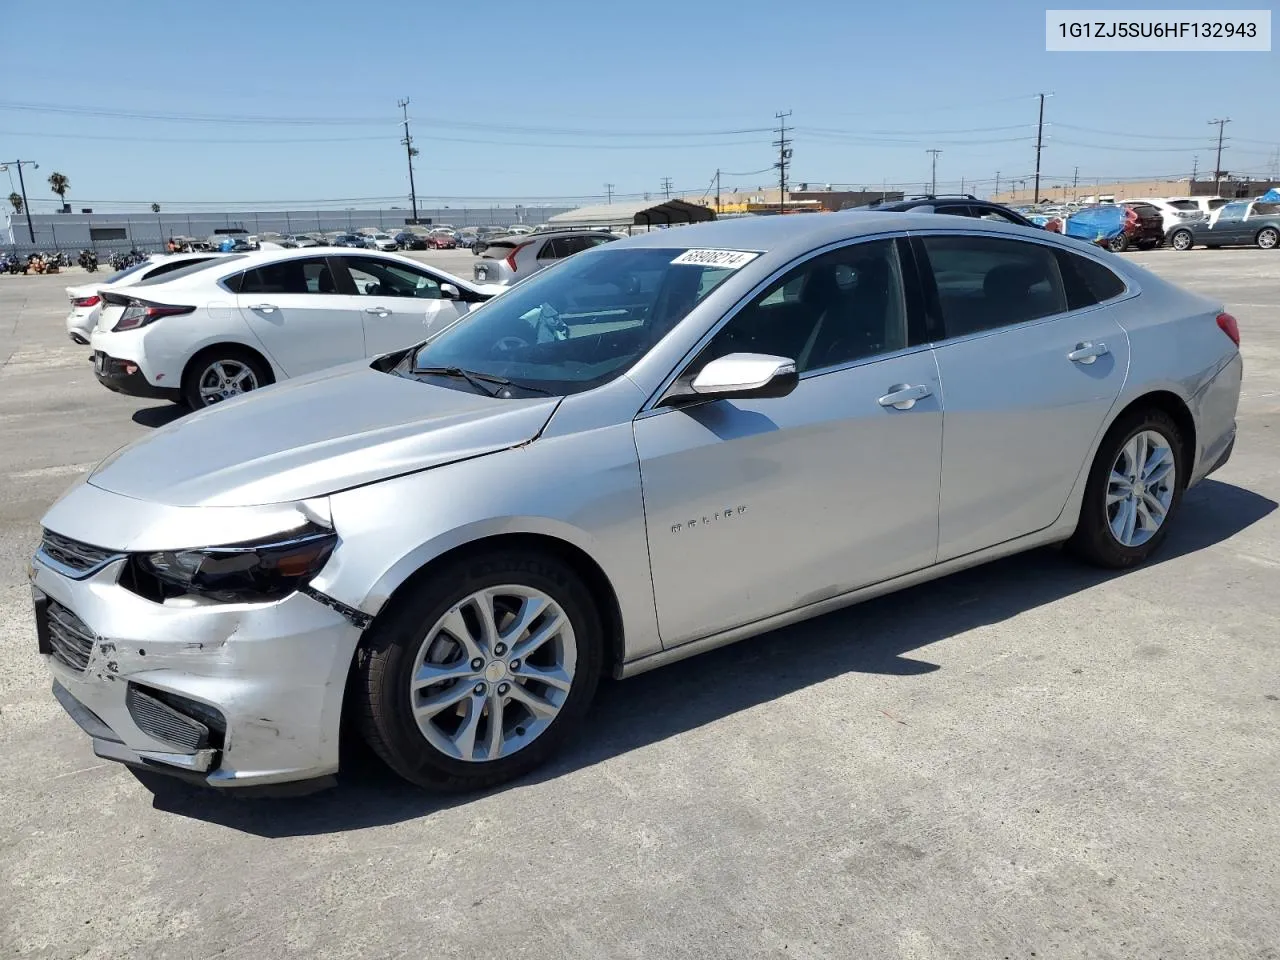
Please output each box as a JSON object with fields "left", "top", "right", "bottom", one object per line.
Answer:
{"left": 129, "top": 245, "right": 480, "bottom": 292}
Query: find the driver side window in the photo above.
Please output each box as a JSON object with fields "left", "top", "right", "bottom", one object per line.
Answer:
{"left": 695, "top": 239, "right": 908, "bottom": 375}
{"left": 344, "top": 257, "right": 442, "bottom": 299}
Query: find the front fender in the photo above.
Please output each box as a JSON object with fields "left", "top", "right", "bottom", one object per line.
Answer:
{"left": 310, "top": 425, "right": 663, "bottom": 662}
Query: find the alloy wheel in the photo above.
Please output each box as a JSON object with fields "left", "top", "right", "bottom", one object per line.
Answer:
{"left": 1106, "top": 429, "right": 1176, "bottom": 548}
{"left": 1171, "top": 231, "right": 1192, "bottom": 251}
{"left": 409, "top": 585, "right": 577, "bottom": 763}
{"left": 1258, "top": 228, "right": 1278, "bottom": 250}
{"left": 197, "top": 359, "right": 259, "bottom": 405}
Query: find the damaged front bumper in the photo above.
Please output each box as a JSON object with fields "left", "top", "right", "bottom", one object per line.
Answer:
{"left": 31, "top": 550, "right": 365, "bottom": 792}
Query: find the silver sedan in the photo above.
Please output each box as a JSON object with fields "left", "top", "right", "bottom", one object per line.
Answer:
{"left": 31, "top": 213, "right": 1243, "bottom": 793}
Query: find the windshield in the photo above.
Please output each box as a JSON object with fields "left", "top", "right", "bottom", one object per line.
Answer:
{"left": 407, "top": 246, "right": 743, "bottom": 396}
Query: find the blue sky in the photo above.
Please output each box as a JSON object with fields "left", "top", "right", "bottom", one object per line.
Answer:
{"left": 1, "top": 0, "right": 1275, "bottom": 211}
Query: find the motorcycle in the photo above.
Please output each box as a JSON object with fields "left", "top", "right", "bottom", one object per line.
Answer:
{"left": 78, "top": 249, "right": 99, "bottom": 272}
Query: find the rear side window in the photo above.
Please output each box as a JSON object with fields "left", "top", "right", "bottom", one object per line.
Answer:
{"left": 142, "top": 257, "right": 215, "bottom": 281}
{"left": 134, "top": 255, "right": 248, "bottom": 287}
{"left": 920, "top": 234, "right": 1068, "bottom": 338}
{"left": 1055, "top": 250, "right": 1126, "bottom": 309}
{"left": 237, "top": 257, "right": 337, "bottom": 295}
{"left": 536, "top": 239, "right": 565, "bottom": 261}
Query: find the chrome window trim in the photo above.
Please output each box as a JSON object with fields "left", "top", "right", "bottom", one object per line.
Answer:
{"left": 637, "top": 230, "right": 913, "bottom": 414}
{"left": 908, "top": 227, "right": 1141, "bottom": 350}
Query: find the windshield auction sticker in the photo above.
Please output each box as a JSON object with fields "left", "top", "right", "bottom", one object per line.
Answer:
{"left": 670, "top": 249, "right": 760, "bottom": 269}
{"left": 1046, "top": 9, "right": 1270, "bottom": 50}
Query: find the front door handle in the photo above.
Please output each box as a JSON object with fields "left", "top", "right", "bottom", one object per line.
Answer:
{"left": 1068, "top": 341, "right": 1109, "bottom": 364}
{"left": 247, "top": 303, "right": 277, "bottom": 313}
{"left": 877, "top": 383, "right": 931, "bottom": 410}
{"left": 364, "top": 306, "right": 392, "bottom": 316}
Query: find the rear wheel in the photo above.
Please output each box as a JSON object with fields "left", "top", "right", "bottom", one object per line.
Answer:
{"left": 1067, "top": 407, "right": 1185, "bottom": 569}
{"left": 355, "top": 547, "right": 603, "bottom": 791}
{"left": 181, "top": 347, "right": 273, "bottom": 409}
{"left": 1170, "top": 229, "right": 1194, "bottom": 251}
{"left": 1257, "top": 227, "right": 1279, "bottom": 250}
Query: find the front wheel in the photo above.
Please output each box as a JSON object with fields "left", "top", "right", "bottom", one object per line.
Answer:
{"left": 355, "top": 548, "right": 604, "bottom": 791}
{"left": 1067, "top": 407, "right": 1185, "bottom": 569}
{"left": 1108, "top": 233, "right": 1129, "bottom": 253}
{"left": 1170, "top": 229, "right": 1194, "bottom": 251}
{"left": 1257, "top": 227, "right": 1279, "bottom": 250}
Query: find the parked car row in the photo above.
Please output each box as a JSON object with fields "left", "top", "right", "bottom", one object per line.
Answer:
{"left": 72, "top": 248, "right": 504, "bottom": 407}
{"left": 35, "top": 211, "right": 1243, "bottom": 795}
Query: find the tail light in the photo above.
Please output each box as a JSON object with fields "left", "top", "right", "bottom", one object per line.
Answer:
{"left": 72, "top": 295, "right": 101, "bottom": 308}
{"left": 1216, "top": 312, "right": 1240, "bottom": 347}
{"left": 505, "top": 241, "right": 532, "bottom": 273}
{"left": 112, "top": 301, "right": 195, "bottom": 332}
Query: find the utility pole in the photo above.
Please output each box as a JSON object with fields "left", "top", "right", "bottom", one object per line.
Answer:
{"left": 1072, "top": 165, "right": 1079, "bottom": 201}
{"left": 660, "top": 177, "right": 672, "bottom": 198}
{"left": 926, "top": 149, "right": 942, "bottom": 195}
{"left": 605, "top": 183, "right": 615, "bottom": 204}
{"left": 1191, "top": 155, "right": 1199, "bottom": 181}
{"left": 994, "top": 171, "right": 1000, "bottom": 198}
{"left": 715, "top": 168, "right": 721, "bottom": 214}
{"left": 1033, "top": 92, "right": 1049, "bottom": 204}
{"left": 773, "top": 110, "right": 793, "bottom": 212}
{"left": 960, "top": 176, "right": 965, "bottom": 195}
{"left": 0, "top": 159, "right": 38, "bottom": 243}
{"left": 1209, "top": 118, "right": 1231, "bottom": 192}
{"left": 398, "top": 98, "right": 419, "bottom": 224}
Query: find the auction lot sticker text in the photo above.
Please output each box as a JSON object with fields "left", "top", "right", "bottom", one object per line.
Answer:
{"left": 1046, "top": 10, "right": 1271, "bottom": 50}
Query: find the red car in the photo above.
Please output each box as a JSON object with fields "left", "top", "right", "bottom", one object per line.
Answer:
{"left": 1108, "top": 202, "right": 1165, "bottom": 252}
{"left": 426, "top": 232, "right": 458, "bottom": 250}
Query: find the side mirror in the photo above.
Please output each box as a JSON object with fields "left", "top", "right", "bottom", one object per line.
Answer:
{"left": 662, "top": 352, "right": 798, "bottom": 406}
{"left": 440, "top": 282, "right": 460, "bottom": 300}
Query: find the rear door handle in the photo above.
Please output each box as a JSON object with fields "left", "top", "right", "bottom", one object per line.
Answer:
{"left": 364, "top": 306, "right": 392, "bottom": 316}
{"left": 1068, "top": 341, "right": 1109, "bottom": 364}
{"left": 247, "top": 303, "right": 277, "bottom": 313}
{"left": 877, "top": 383, "right": 931, "bottom": 410}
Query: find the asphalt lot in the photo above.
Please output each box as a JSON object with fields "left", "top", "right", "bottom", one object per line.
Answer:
{"left": 1, "top": 246, "right": 1278, "bottom": 959}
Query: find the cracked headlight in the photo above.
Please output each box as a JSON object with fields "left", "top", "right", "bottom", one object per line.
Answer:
{"left": 130, "top": 523, "right": 337, "bottom": 603}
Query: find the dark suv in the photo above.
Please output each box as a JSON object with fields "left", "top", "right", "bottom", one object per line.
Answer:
{"left": 843, "top": 194, "right": 1037, "bottom": 228}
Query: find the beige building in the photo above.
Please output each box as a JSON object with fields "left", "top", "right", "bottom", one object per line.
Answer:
{"left": 992, "top": 178, "right": 1280, "bottom": 206}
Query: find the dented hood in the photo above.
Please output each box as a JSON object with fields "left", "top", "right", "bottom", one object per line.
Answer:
{"left": 88, "top": 363, "right": 559, "bottom": 507}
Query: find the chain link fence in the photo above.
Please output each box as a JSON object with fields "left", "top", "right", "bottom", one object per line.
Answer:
{"left": 2, "top": 205, "right": 576, "bottom": 257}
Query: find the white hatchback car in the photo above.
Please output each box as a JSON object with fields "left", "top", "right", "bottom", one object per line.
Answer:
{"left": 88, "top": 249, "right": 504, "bottom": 408}
{"left": 472, "top": 230, "right": 617, "bottom": 285}
{"left": 65, "top": 253, "right": 225, "bottom": 344}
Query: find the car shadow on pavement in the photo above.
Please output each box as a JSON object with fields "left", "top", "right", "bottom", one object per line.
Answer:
{"left": 131, "top": 403, "right": 186, "bottom": 428}
{"left": 137, "top": 478, "right": 1275, "bottom": 837}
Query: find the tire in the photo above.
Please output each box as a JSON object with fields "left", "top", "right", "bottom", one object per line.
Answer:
{"left": 181, "top": 346, "right": 273, "bottom": 409}
{"left": 1257, "top": 227, "right": 1279, "bottom": 250}
{"left": 355, "top": 547, "right": 604, "bottom": 792}
{"left": 1067, "top": 407, "right": 1186, "bottom": 569}
{"left": 1170, "top": 229, "right": 1194, "bottom": 251}
{"left": 1107, "top": 233, "right": 1129, "bottom": 253}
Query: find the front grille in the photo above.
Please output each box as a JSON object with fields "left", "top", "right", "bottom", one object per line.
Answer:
{"left": 39, "top": 529, "right": 122, "bottom": 578}
{"left": 46, "top": 600, "right": 97, "bottom": 671}
{"left": 125, "top": 685, "right": 212, "bottom": 752}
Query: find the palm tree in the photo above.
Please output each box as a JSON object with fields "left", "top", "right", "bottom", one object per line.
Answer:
{"left": 7, "top": 192, "right": 22, "bottom": 215}
{"left": 48, "top": 171, "right": 70, "bottom": 208}
{"left": 151, "top": 202, "right": 161, "bottom": 213}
